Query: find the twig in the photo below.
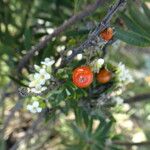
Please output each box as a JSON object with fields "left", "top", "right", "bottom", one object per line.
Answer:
{"left": 18, "top": 0, "right": 106, "bottom": 72}
{"left": 87, "top": 92, "right": 150, "bottom": 108}
{"left": 113, "top": 141, "right": 150, "bottom": 146}
{"left": 60, "top": 0, "right": 126, "bottom": 67}
{"left": 18, "top": 0, "right": 126, "bottom": 97}
{"left": 124, "top": 93, "right": 150, "bottom": 104}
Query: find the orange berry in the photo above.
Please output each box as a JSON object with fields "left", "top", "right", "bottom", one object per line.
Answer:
{"left": 100, "top": 27, "right": 113, "bottom": 41}
{"left": 72, "top": 66, "right": 93, "bottom": 88}
{"left": 97, "top": 68, "right": 111, "bottom": 84}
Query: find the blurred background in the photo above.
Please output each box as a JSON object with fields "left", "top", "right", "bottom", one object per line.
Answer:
{"left": 0, "top": 0, "right": 150, "bottom": 150}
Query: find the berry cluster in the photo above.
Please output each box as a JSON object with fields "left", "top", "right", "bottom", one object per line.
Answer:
{"left": 72, "top": 28, "right": 113, "bottom": 88}
{"left": 72, "top": 66, "right": 111, "bottom": 88}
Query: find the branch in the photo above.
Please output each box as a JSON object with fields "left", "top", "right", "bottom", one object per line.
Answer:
{"left": 85, "top": 92, "right": 150, "bottom": 109}
{"left": 60, "top": 0, "right": 126, "bottom": 68}
{"left": 113, "top": 141, "right": 150, "bottom": 146}
{"left": 124, "top": 93, "right": 150, "bottom": 104}
{"left": 18, "top": 0, "right": 106, "bottom": 72}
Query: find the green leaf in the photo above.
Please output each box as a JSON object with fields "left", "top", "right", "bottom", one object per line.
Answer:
{"left": 94, "top": 121, "right": 113, "bottom": 140}
{"left": 121, "top": 14, "right": 150, "bottom": 38}
{"left": 8, "top": 75, "right": 28, "bottom": 87}
{"left": 128, "top": 1, "right": 150, "bottom": 34}
{"left": 71, "top": 123, "right": 85, "bottom": 139}
{"left": 74, "top": 108, "right": 83, "bottom": 126}
{"left": 82, "top": 109, "right": 89, "bottom": 128}
{"left": 87, "top": 118, "right": 93, "bottom": 133}
{"left": 115, "top": 28, "right": 150, "bottom": 47}
{"left": 0, "top": 44, "right": 14, "bottom": 56}
{"left": 24, "top": 28, "right": 32, "bottom": 50}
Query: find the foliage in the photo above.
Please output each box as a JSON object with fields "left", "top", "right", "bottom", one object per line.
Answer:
{"left": 0, "top": 0, "right": 150, "bottom": 150}
{"left": 115, "top": 0, "right": 150, "bottom": 47}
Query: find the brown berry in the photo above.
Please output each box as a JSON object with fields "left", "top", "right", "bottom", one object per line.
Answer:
{"left": 100, "top": 27, "right": 113, "bottom": 41}
{"left": 97, "top": 68, "right": 111, "bottom": 84}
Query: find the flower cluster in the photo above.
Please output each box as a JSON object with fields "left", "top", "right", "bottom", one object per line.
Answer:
{"left": 110, "top": 89, "right": 123, "bottom": 97}
{"left": 28, "top": 57, "right": 55, "bottom": 94}
{"left": 27, "top": 101, "right": 42, "bottom": 113}
{"left": 116, "top": 62, "right": 134, "bottom": 85}
{"left": 112, "top": 96, "right": 124, "bottom": 105}
{"left": 90, "top": 58, "right": 104, "bottom": 73}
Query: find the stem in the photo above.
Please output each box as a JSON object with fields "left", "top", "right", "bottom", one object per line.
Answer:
{"left": 124, "top": 93, "right": 150, "bottom": 103}
{"left": 18, "top": 0, "right": 106, "bottom": 72}
{"left": 59, "top": 0, "right": 126, "bottom": 68}
{"left": 113, "top": 141, "right": 150, "bottom": 146}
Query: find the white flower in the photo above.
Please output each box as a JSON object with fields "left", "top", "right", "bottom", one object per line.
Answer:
{"left": 60, "top": 36, "right": 67, "bottom": 42}
{"left": 30, "top": 87, "right": 41, "bottom": 94}
{"left": 32, "top": 101, "right": 39, "bottom": 107}
{"left": 67, "top": 50, "right": 72, "bottom": 56}
{"left": 56, "top": 45, "right": 65, "bottom": 52}
{"left": 34, "top": 64, "right": 40, "bottom": 71}
{"left": 27, "top": 104, "right": 33, "bottom": 111}
{"left": 37, "top": 68, "right": 51, "bottom": 85}
{"left": 75, "top": 54, "right": 83, "bottom": 61}
{"left": 29, "top": 80, "right": 38, "bottom": 88}
{"left": 97, "top": 58, "right": 104, "bottom": 66}
{"left": 46, "top": 28, "right": 54, "bottom": 34}
{"left": 30, "top": 85, "right": 47, "bottom": 94}
{"left": 29, "top": 69, "right": 50, "bottom": 87}
{"left": 36, "top": 107, "right": 42, "bottom": 113}
{"left": 28, "top": 57, "right": 54, "bottom": 94}
{"left": 110, "top": 89, "right": 123, "bottom": 97}
{"left": 111, "top": 96, "right": 124, "bottom": 105}
{"left": 37, "top": 19, "right": 44, "bottom": 24}
{"left": 41, "top": 57, "right": 55, "bottom": 67}
{"left": 116, "top": 62, "right": 134, "bottom": 85}
{"left": 90, "top": 58, "right": 104, "bottom": 73}
{"left": 28, "top": 68, "right": 50, "bottom": 94}
{"left": 27, "top": 101, "right": 42, "bottom": 113}
{"left": 55, "top": 58, "right": 62, "bottom": 68}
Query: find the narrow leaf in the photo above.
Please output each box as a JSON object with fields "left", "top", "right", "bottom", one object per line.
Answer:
{"left": 115, "top": 28, "right": 150, "bottom": 47}
{"left": 121, "top": 14, "right": 150, "bottom": 38}
{"left": 128, "top": 1, "right": 150, "bottom": 34}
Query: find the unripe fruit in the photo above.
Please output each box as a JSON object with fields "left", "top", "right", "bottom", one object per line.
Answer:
{"left": 97, "top": 68, "right": 111, "bottom": 84}
{"left": 100, "top": 27, "right": 113, "bottom": 41}
{"left": 72, "top": 66, "right": 93, "bottom": 88}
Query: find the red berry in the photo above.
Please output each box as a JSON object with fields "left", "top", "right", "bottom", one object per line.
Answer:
{"left": 100, "top": 27, "right": 113, "bottom": 41}
{"left": 72, "top": 66, "right": 93, "bottom": 88}
{"left": 97, "top": 68, "right": 111, "bottom": 84}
